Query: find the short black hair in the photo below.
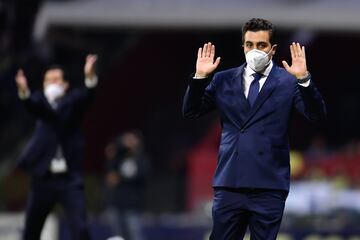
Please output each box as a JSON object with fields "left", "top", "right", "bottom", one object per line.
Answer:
{"left": 242, "top": 18, "right": 275, "bottom": 44}
{"left": 43, "top": 64, "right": 68, "bottom": 82}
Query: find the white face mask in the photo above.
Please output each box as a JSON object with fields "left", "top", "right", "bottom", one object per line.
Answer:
{"left": 245, "top": 47, "right": 274, "bottom": 72}
{"left": 44, "top": 83, "right": 65, "bottom": 104}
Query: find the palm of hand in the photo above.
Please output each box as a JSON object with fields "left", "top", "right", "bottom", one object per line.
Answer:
{"left": 197, "top": 57, "right": 217, "bottom": 75}
{"left": 287, "top": 57, "right": 307, "bottom": 77}
{"left": 282, "top": 42, "right": 308, "bottom": 78}
{"left": 196, "top": 42, "right": 221, "bottom": 77}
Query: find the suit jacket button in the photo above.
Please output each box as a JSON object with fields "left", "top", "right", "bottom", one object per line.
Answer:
{"left": 258, "top": 150, "right": 264, "bottom": 155}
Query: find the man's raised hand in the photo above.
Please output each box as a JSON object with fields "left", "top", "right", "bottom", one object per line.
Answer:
{"left": 84, "top": 54, "right": 98, "bottom": 79}
{"left": 195, "top": 42, "right": 221, "bottom": 78}
{"left": 15, "top": 69, "right": 29, "bottom": 92}
{"left": 282, "top": 42, "right": 308, "bottom": 79}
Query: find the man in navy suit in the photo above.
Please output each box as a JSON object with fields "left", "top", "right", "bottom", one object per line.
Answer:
{"left": 183, "top": 18, "right": 326, "bottom": 239}
{"left": 15, "top": 54, "right": 98, "bottom": 240}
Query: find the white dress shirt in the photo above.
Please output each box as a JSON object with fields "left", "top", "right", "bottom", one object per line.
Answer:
{"left": 243, "top": 61, "right": 310, "bottom": 98}
{"left": 243, "top": 61, "right": 273, "bottom": 98}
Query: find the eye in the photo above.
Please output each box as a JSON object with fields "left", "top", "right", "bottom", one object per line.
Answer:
{"left": 246, "top": 42, "right": 253, "bottom": 48}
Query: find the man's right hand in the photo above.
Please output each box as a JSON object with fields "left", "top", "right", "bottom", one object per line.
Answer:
{"left": 195, "top": 42, "right": 221, "bottom": 78}
{"left": 15, "top": 69, "right": 29, "bottom": 92}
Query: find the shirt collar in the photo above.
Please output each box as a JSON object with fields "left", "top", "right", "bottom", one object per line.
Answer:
{"left": 244, "top": 60, "right": 273, "bottom": 78}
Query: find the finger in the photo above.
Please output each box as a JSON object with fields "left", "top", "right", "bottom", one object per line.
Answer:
{"left": 214, "top": 57, "right": 221, "bottom": 68}
{"left": 290, "top": 44, "right": 295, "bottom": 59}
{"left": 302, "top": 46, "right": 306, "bottom": 58}
{"left": 292, "top": 42, "right": 298, "bottom": 58}
{"left": 296, "top": 43, "right": 302, "bottom": 57}
{"left": 210, "top": 45, "right": 215, "bottom": 60}
{"left": 208, "top": 42, "right": 213, "bottom": 57}
{"left": 205, "top": 42, "right": 211, "bottom": 57}
{"left": 282, "top": 60, "right": 290, "bottom": 71}
{"left": 202, "top": 43, "right": 208, "bottom": 58}
{"left": 292, "top": 42, "right": 299, "bottom": 57}
{"left": 197, "top": 47, "right": 202, "bottom": 59}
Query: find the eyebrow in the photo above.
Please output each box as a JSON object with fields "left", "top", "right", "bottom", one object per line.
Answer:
{"left": 245, "top": 41, "right": 269, "bottom": 45}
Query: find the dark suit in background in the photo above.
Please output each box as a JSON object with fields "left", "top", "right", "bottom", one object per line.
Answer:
{"left": 18, "top": 86, "right": 95, "bottom": 240}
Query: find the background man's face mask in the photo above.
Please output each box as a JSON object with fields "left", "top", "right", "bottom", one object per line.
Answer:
{"left": 245, "top": 46, "right": 275, "bottom": 72}
{"left": 44, "top": 83, "right": 66, "bottom": 104}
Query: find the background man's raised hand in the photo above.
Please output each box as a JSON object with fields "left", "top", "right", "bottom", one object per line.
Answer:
{"left": 15, "top": 69, "right": 29, "bottom": 92}
{"left": 195, "top": 42, "right": 221, "bottom": 78}
{"left": 84, "top": 54, "right": 98, "bottom": 79}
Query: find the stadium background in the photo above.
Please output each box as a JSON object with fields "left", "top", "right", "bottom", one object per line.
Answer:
{"left": 1, "top": 0, "right": 360, "bottom": 239}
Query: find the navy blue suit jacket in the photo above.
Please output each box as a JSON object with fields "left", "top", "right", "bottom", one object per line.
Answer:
{"left": 17, "top": 87, "right": 95, "bottom": 179}
{"left": 183, "top": 63, "right": 326, "bottom": 191}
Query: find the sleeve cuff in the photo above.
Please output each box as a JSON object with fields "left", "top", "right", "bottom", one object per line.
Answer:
{"left": 298, "top": 79, "right": 311, "bottom": 87}
{"left": 85, "top": 75, "right": 98, "bottom": 88}
{"left": 18, "top": 89, "right": 31, "bottom": 100}
{"left": 193, "top": 74, "right": 208, "bottom": 79}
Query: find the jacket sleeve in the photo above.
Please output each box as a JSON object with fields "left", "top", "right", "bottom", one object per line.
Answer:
{"left": 293, "top": 79, "right": 326, "bottom": 122}
{"left": 182, "top": 75, "right": 217, "bottom": 119}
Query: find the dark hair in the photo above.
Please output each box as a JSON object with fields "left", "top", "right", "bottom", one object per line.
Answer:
{"left": 43, "top": 64, "right": 68, "bottom": 82}
{"left": 242, "top": 18, "right": 275, "bottom": 44}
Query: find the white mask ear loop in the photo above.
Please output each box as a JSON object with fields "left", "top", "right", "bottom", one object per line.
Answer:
{"left": 266, "top": 44, "right": 276, "bottom": 59}
{"left": 259, "top": 44, "right": 276, "bottom": 69}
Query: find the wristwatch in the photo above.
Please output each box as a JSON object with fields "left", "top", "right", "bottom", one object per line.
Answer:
{"left": 297, "top": 72, "right": 311, "bottom": 84}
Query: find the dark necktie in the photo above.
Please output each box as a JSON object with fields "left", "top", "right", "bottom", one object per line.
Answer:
{"left": 248, "top": 72, "right": 262, "bottom": 107}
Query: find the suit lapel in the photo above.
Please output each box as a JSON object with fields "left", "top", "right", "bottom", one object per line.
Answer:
{"left": 231, "top": 64, "right": 249, "bottom": 125}
{"left": 242, "top": 65, "right": 279, "bottom": 126}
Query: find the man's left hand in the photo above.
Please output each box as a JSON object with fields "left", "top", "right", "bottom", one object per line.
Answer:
{"left": 84, "top": 54, "right": 98, "bottom": 79}
{"left": 282, "top": 42, "right": 309, "bottom": 79}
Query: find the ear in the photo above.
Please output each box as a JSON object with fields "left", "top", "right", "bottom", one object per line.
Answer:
{"left": 271, "top": 44, "right": 278, "bottom": 54}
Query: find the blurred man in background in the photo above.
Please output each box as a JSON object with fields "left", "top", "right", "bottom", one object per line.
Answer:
{"left": 105, "top": 130, "right": 150, "bottom": 240}
{"left": 15, "top": 54, "right": 98, "bottom": 240}
{"left": 183, "top": 18, "right": 326, "bottom": 239}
